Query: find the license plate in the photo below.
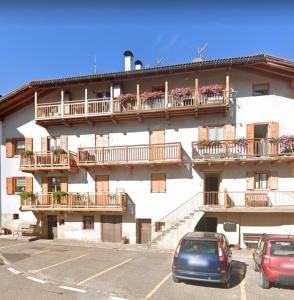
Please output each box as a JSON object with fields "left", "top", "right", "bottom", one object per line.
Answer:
{"left": 281, "top": 263, "right": 294, "bottom": 269}
{"left": 188, "top": 257, "right": 208, "bottom": 266}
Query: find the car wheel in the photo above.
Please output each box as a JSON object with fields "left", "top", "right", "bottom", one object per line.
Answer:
{"left": 260, "top": 271, "right": 270, "bottom": 289}
{"left": 172, "top": 273, "right": 181, "bottom": 283}
{"left": 222, "top": 271, "right": 231, "bottom": 289}
{"left": 253, "top": 261, "right": 258, "bottom": 272}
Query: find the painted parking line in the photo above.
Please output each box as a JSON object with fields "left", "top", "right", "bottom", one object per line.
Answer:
{"left": 76, "top": 258, "right": 133, "bottom": 286}
{"left": 144, "top": 272, "right": 171, "bottom": 300}
{"left": 7, "top": 267, "right": 21, "bottom": 275}
{"left": 0, "top": 242, "right": 24, "bottom": 249}
{"left": 33, "top": 253, "right": 89, "bottom": 273}
{"left": 59, "top": 286, "right": 86, "bottom": 293}
{"left": 240, "top": 279, "right": 247, "bottom": 300}
{"left": 26, "top": 276, "right": 47, "bottom": 284}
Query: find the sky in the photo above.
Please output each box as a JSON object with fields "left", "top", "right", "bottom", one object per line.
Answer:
{"left": 0, "top": 0, "right": 294, "bottom": 95}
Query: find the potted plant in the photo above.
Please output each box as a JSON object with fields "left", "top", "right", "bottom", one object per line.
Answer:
{"left": 269, "top": 137, "right": 279, "bottom": 144}
{"left": 233, "top": 138, "right": 248, "bottom": 148}
{"left": 19, "top": 191, "right": 35, "bottom": 206}
{"left": 140, "top": 91, "right": 164, "bottom": 109}
{"left": 278, "top": 135, "right": 294, "bottom": 154}
{"left": 117, "top": 93, "right": 137, "bottom": 111}
{"left": 52, "top": 191, "right": 68, "bottom": 204}
{"left": 20, "top": 150, "right": 34, "bottom": 158}
{"left": 121, "top": 236, "right": 129, "bottom": 244}
{"left": 170, "top": 87, "right": 194, "bottom": 106}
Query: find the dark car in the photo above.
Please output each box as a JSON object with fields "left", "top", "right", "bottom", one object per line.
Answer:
{"left": 253, "top": 234, "right": 294, "bottom": 289}
{"left": 172, "top": 232, "right": 232, "bottom": 288}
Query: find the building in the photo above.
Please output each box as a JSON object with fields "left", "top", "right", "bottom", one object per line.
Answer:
{"left": 0, "top": 51, "right": 294, "bottom": 248}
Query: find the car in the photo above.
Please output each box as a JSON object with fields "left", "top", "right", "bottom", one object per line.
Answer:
{"left": 172, "top": 232, "right": 232, "bottom": 288}
{"left": 253, "top": 233, "right": 294, "bottom": 289}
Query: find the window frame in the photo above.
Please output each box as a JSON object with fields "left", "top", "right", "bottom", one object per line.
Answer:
{"left": 48, "top": 137, "right": 61, "bottom": 151}
{"left": 14, "top": 177, "right": 26, "bottom": 194}
{"left": 48, "top": 177, "right": 62, "bottom": 193}
{"left": 254, "top": 172, "right": 269, "bottom": 190}
{"left": 14, "top": 139, "right": 25, "bottom": 156}
{"left": 207, "top": 126, "right": 224, "bottom": 141}
{"left": 252, "top": 83, "right": 270, "bottom": 96}
{"left": 83, "top": 216, "right": 94, "bottom": 230}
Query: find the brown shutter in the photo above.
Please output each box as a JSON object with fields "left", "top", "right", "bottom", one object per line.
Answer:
{"left": 25, "top": 177, "right": 33, "bottom": 192}
{"left": 41, "top": 137, "right": 48, "bottom": 152}
{"left": 42, "top": 177, "right": 48, "bottom": 194}
{"left": 25, "top": 138, "right": 33, "bottom": 151}
{"left": 269, "top": 172, "right": 278, "bottom": 190}
{"left": 60, "top": 135, "right": 68, "bottom": 151}
{"left": 6, "top": 177, "right": 14, "bottom": 195}
{"left": 6, "top": 139, "right": 14, "bottom": 158}
{"left": 151, "top": 173, "right": 166, "bottom": 193}
{"left": 149, "top": 130, "right": 165, "bottom": 144}
{"left": 268, "top": 122, "right": 279, "bottom": 138}
{"left": 246, "top": 124, "right": 254, "bottom": 156}
{"left": 95, "top": 175, "right": 109, "bottom": 193}
{"left": 61, "top": 177, "right": 68, "bottom": 192}
{"left": 198, "top": 126, "right": 207, "bottom": 141}
{"left": 223, "top": 124, "right": 235, "bottom": 141}
{"left": 246, "top": 172, "right": 254, "bottom": 190}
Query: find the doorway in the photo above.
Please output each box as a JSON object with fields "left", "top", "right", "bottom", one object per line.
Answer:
{"left": 101, "top": 215, "right": 122, "bottom": 243}
{"left": 149, "top": 130, "right": 165, "bottom": 160}
{"left": 195, "top": 217, "right": 217, "bottom": 232}
{"left": 47, "top": 215, "right": 57, "bottom": 239}
{"left": 137, "top": 219, "right": 152, "bottom": 244}
{"left": 254, "top": 124, "right": 268, "bottom": 156}
{"left": 95, "top": 175, "right": 109, "bottom": 206}
{"left": 204, "top": 175, "right": 219, "bottom": 205}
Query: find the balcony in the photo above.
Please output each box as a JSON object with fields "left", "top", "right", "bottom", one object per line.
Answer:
{"left": 192, "top": 138, "right": 294, "bottom": 166}
{"left": 200, "top": 191, "right": 294, "bottom": 212}
{"left": 78, "top": 142, "right": 182, "bottom": 167}
{"left": 35, "top": 89, "right": 229, "bottom": 126}
{"left": 20, "top": 151, "right": 78, "bottom": 172}
{"left": 20, "top": 192, "right": 127, "bottom": 212}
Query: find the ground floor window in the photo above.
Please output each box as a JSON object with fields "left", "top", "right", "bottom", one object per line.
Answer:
{"left": 83, "top": 216, "right": 94, "bottom": 230}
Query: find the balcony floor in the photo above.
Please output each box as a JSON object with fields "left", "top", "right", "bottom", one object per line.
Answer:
{"left": 201, "top": 206, "right": 294, "bottom": 213}
{"left": 21, "top": 206, "right": 126, "bottom": 212}
{"left": 20, "top": 166, "right": 79, "bottom": 173}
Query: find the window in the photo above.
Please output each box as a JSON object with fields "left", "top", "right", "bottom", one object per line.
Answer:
{"left": 15, "top": 178, "right": 26, "bottom": 193}
{"left": 15, "top": 139, "right": 25, "bottom": 155}
{"left": 255, "top": 173, "right": 268, "bottom": 189}
{"left": 151, "top": 173, "right": 166, "bottom": 193}
{"left": 83, "top": 216, "right": 94, "bottom": 230}
{"left": 207, "top": 127, "right": 223, "bottom": 140}
{"left": 13, "top": 214, "right": 19, "bottom": 220}
{"left": 253, "top": 83, "right": 269, "bottom": 96}
{"left": 48, "top": 137, "right": 60, "bottom": 151}
{"left": 48, "top": 177, "right": 62, "bottom": 192}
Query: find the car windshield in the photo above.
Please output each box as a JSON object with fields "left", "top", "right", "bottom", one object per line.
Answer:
{"left": 270, "top": 241, "right": 294, "bottom": 257}
{"left": 180, "top": 239, "right": 218, "bottom": 255}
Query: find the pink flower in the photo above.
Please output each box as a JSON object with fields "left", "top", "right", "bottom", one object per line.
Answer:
{"left": 140, "top": 91, "right": 164, "bottom": 102}
{"left": 199, "top": 84, "right": 223, "bottom": 94}
{"left": 171, "top": 87, "right": 194, "bottom": 97}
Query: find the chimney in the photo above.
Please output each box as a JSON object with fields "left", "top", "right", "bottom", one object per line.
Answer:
{"left": 135, "top": 60, "right": 143, "bottom": 70}
{"left": 124, "top": 50, "right": 134, "bottom": 71}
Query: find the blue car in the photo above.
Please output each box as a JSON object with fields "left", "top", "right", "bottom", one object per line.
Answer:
{"left": 172, "top": 232, "right": 232, "bottom": 288}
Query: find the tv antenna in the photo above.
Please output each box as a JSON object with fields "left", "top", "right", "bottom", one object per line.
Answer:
{"left": 93, "top": 54, "right": 97, "bottom": 74}
{"left": 192, "top": 43, "right": 208, "bottom": 62}
{"left": 155, "top": 56, "right": 165, "bottom": 66}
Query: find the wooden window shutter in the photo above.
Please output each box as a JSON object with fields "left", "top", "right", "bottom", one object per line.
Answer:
{"left": 198, "top": 126, "right": 207, "bottom": 141}
{"left": 41, "top": 137, "right": 48, "bottom": 152}
{"left": 151, "top": 173, "right": 166, "bottom": 193}
{"left": 25, "top": 177, "right": 33, "bottom": 192}
{"left": 42, "top": 177, "right": 48, "bottom": 194}
{"left": 246, "top": 172, "right": 254, "bottom": 190}
{"left": 25, "top": 138, "right": 33, "bottom": 151}
{"left": 268, "top": 122, "right": 279, "bottom": 138}
{"left": 60, "top": 135, "right": 68, "bottom": 151}
{"left": 6, "top": 177, "right": 14, "bottom": 194}
{"left": 61, "top": 177, "right": 68, "bottom": 192}
{"left": 223, "top": 124, "right": 235, "bottom": 140}
{"left": 269, "top": 171, "right": 278, "bottom": 190}
{"left": 246, "top": 124, "right": 254, "bottom": 156}
{"left": 6, "top": 139, "right": 14, "bottom": 158}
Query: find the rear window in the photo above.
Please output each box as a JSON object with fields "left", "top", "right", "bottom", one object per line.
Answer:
{"left": 270, "top": 241, "right": 294, "bottom": 257}
{"left": 180, "top": 239, "right": 218, "bottom": 255}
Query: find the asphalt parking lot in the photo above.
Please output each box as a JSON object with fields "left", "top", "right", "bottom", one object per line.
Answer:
{"left": 0, "top": 239, "right": 293, "bottom": 300}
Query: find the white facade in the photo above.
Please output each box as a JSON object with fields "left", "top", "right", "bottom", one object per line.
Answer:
{"left": 1, "top": 66, "right": 294, "bottom": 247}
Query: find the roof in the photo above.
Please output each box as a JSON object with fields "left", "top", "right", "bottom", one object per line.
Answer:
{"left": 184, "top": 232, "right": 222, "bottom": 240}
{"left": 0, "top": 53, "right": 294, "bottom": 118}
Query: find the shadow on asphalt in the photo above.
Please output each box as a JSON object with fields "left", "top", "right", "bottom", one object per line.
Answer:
{"left": 1, "top": 253, "right": 31, "bottom": 263}
{"left": 182, "top": 260, "right": 247, "bottom": 289}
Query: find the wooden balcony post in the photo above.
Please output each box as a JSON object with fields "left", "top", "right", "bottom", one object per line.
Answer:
{"left": 85, "top": 86, "right": 88, "bottom": 116}
{"left": 61, "top": 89, "right": 64, "bottom": 117}
{"left": 34, "top": 90, "right": 38, "bottom": 119}
{"left": 224, "top": 188, "right": 228, "bottom": 208}
{"left": 165, "top": 80, "right": 168, "bottom": 108}
{"left": 225, "top": 75, "right": 230, "bottom": 104}
{"left": 195, "top": 78, "right": 199, "bottom": 106}
{"left": 136, "top": 83, "right": 140, "bottom": 109}
{"left": 110, "top": 83, "right": 114, "bottom": 113}
{"left": 126, "top": 146, "right": 129, "bottom": 162}
{"left": 50, "top": 151, "right": 53, "bottom": 167}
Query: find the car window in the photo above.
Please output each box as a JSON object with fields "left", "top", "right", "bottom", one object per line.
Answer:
{"left": 270, "top": 241, "right": 294, "bottom": 257}
{"left": 180, "top": 239, "right": 218, "bottom": 255}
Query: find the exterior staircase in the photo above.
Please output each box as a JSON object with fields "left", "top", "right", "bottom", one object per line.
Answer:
{"left": 150, "top": 193, "right": 204, "bottom": 250}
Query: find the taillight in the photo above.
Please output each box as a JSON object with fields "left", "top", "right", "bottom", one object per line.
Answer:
{"left": 174, "top": 239, "right": 183, "bottom": 258}
{"left": 218, "top": 240, "right": 225, "bottom": 262}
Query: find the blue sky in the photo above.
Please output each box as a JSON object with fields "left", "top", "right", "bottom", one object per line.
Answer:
{"left": 0, "top": 0, "right": 293, "bottom": 95}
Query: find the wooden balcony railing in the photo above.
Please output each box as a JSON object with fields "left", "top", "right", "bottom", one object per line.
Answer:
{"left": 192, "top": 138, "right": 294, "bottom": 161}
{"left": 78, "top": 142, "right": 182, "bottom": 166}
{"left": 20, "top": 192, "right": 127, "bottom": 211}
{"left": 199, "top": 91, "right": 227, "bottom": 105}
{"left": 20, "top": 151, "right": 78, "bottom": 171}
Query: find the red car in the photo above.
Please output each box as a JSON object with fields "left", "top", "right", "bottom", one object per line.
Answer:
{"left": 253, "top": 234, "right": 294, "bottom": 289}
